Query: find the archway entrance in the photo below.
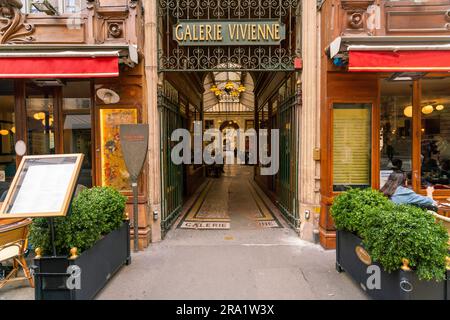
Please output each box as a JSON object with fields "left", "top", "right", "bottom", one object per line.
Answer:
{"left": 157, "top": 0, "right": 301, "bottom": 237}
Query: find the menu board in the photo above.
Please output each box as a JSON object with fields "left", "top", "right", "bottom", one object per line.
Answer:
{"left": 0, "top": 154, "right": 83, "bottom": 218}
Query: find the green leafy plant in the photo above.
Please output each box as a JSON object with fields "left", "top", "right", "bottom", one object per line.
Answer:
{"left": 29, "top": 187, "right": 127, "bottom": 256}
{"left": 362, "top": 205, "right": 449, "bottom": 281}
{"left": 330, "top": 188, "right": 391, "bottom": 236}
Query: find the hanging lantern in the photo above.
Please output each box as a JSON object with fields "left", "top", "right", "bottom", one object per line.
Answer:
{"left": 238, "top": 84, "right": 246, "bottom": 93}
{"left": 422, "top": 105, "right": 434, "bottom": 115}
{"left": 225, "top": 81, "right": 234, "bottom": 92}
{"left": 0, "top": 129, "right": 9, "bottom": 136}
{"left": 231, "top": 90, "right": 240, "bottom": 97}
{"left": 403, "top": 106, "right": 413, "bottom": 118}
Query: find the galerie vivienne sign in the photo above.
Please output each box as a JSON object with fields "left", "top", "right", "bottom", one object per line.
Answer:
{"left": 173, "top": 20, "right": 286, "bottom": 46}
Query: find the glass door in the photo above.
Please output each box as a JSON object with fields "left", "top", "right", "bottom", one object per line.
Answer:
{"left": 0, "top": 80, "right": 16, "bottom": 199}
{"left": 25, "top": 82, "right": 57, "bottom": 155}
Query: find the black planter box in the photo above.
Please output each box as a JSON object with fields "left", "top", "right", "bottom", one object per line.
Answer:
{"left": 33, "top": 222, "right": 131, "bottom": 300}
{"left": 336, "top": 229, "right": 449, "bottom": 300}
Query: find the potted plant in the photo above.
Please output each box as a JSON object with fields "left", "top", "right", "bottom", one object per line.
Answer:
{"left": 29, "top": 187, "right": 131, "bottom": 300}
{"left": 332, "top": 188, "right": 450, "bottom": 300}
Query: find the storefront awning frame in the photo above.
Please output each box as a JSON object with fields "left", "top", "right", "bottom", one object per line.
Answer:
{"left": 0, "top": 44, "right": 138, "bottom": 79}
{"left": 328, "top": 36, "right": 450, "bottom": 59}
{"left": 0, "top": 44, "right": 138, "bottom": 65}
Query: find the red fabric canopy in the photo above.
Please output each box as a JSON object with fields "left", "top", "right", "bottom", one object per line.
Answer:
{"left": 349, "top": 50, "right": 450, "bottom": 72}
{"left": 0, "top": 56, "right": 119, "bottom": 78}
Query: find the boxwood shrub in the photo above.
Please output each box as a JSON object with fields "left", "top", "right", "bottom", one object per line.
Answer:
{"left": 330, "top": 188, "right": 391, "bottom": 236}
{"left": 29, "top": 186, "right": 127, "bottom": 256}
{"left": 362, "top": 205, "right": 449, "bottom": 281}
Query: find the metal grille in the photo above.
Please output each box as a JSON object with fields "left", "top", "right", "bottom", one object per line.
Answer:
{"left": 159, "top": 85, "right": 184, "bottom": 236}
{"left": 277, "top": 93, "right": 299, "bottom": 228}
{"left": 157, "top": 0, "right": 299, "bottom": 71}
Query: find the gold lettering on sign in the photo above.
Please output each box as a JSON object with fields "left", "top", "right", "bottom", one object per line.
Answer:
{"left": 274, "top": 24, "right": 280, "bottom": 40}
{"left": 267, "top": 24, "right": 274, "bottom": 41}
{"left": 206, "top": 25, "right": 212, "bottom": 41}
{"left": 175, "top": 22, "right": 282, "bottom": 43}
{"left": 184, "top": 25, "right": 191, "bottom": 41}
{"left": 192, "top": 24, "right": 198, "bottom": 41}
{"left": 217, "top": 24, "right": 223, "bottom": 40}
{"left": 175, "top": 25, "right": 183, "bottom": 41}
{"left": 251, "top": 24, "right": 257, "bottom": 40}
{"left": 199, "top": 25, "right": 205, "bottom": 41}
{"left": 258, "top": 24, "right": 266, "bottom": 40}
{"left": 228, "top": 24, "right": 237, "bottom": 40}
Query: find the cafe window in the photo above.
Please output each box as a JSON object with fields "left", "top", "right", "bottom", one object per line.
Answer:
{"left": 332, "top": 103, "right": 372, "bottom": 191}
{"left": 62, "top": 81, "right": 93, "bottom": 187}
{"left": 21, "top": 0, "right": 85, "bottom": 14}
{"left": 380, "top": 80, "right": 413, "bottom": 187}
{"left": 25, "top": 82, "right": 56, "bottom": 155}
{"left": 420, "top": 77, "right": 450, "bottom": 190}
{"left": 0, "top": 81, "right": 16, "bottom": 197}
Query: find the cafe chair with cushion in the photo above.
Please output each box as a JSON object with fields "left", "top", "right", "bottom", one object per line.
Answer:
{"left": 0, "top": 218, "right": 34, "bottom": 289}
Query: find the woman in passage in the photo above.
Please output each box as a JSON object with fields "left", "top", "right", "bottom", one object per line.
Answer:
{"left": 381, "top": 171, "right": 437, "bottom": 209}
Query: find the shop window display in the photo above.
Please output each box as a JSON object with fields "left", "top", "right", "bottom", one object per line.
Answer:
{"left": 63, "top": 81, "right": 93, "bottom": 188}
{"left": 380, "top": 80, "right": 413, "bottom": 187}
{"left": 420, "top": 77, "right": 450, "bottom": 190}
{"left": 0, "top": 81, "right": 16, "bottom": 198}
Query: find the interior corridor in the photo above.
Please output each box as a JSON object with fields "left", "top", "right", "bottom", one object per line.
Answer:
{"left": 178, "top": 165, "right": 282, "bottom": 231}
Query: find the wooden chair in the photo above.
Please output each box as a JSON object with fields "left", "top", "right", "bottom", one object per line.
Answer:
{"left": 0, "top": 218, "right": 34, "bottom": 289}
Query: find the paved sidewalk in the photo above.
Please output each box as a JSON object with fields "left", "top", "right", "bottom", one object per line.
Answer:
{"left": 0, "top": 166, "right": 367, "bottom": 300}
{"left": 98, "top": 228, "right": 367, "bottom": 300}
{"left": 0, "top": 227, "right": 367, "bottom": 300}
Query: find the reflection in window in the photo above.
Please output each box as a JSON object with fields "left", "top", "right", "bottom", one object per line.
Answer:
{"left": 20, "top": 0, "right": 85, "bottom": 14}
{"left": 333, "top": 103, "right": 371, "bottom": 191}
{"left": 26, "top": 83, "right": 55, "bottom": 156}
{"left": 380, "top": 80, "right": 413, "bottom": 187}
{"left": 63, "top": 81, "right": 92, "bottom": 187}
{"left": 0, "top": 80, "right": 16, "bottom": 198}
{"left": 421, "top": 78, "right": 450, "bottom": 190}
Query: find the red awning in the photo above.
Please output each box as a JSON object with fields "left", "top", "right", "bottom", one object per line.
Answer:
{"left": 0, "top": 56, "right": 119, "bottom": 78}
{"left": 349, "top": 50, "right": 450, "bottom": 72}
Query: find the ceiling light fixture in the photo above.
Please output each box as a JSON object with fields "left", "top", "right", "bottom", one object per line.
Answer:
{"left": 422, "top": 105, "right": 434, "bottom": 115}
{"left": 403, "top": 106, "right": 413, "bottom": 118}
{"left": 436, "top": 104, "right": 445, "bottom": 111}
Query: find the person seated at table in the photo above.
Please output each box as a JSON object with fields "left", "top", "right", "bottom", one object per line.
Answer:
{"left": 381, "top": 171, "right": 437, "bottom": 209}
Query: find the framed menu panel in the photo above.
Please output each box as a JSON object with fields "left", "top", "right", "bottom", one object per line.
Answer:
{"left": 0, "top": 154, "right": 84, "bottom": 218}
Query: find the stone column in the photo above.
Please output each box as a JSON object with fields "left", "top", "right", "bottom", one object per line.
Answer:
{"left": 299, "top": 0, "right": 321, "bottom": 242}
{"left": 144, "top": 0, "right": 162, "bottom": 242}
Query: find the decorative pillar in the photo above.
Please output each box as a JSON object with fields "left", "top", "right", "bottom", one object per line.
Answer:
{"left": 144, "top": 0, "right": 162, "bottom": 242}
{"left": 299, "top": 0, "right": 321, "bottom": 242}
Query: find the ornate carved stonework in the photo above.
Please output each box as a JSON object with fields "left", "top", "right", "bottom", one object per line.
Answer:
{"left": 0, "top": 1, "right": 35, "bottom": 44}
{"left": 108, "top": 22, "right": 123, "bottom": 38}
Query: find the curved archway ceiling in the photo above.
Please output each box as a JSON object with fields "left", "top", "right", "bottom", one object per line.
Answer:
{"left": 203, "top": 71, "right": 255, "bottom": 112}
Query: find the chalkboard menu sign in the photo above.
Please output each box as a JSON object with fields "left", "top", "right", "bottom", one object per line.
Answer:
{"left": 0, "top": 154, "right": 83, "bottom": 218}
